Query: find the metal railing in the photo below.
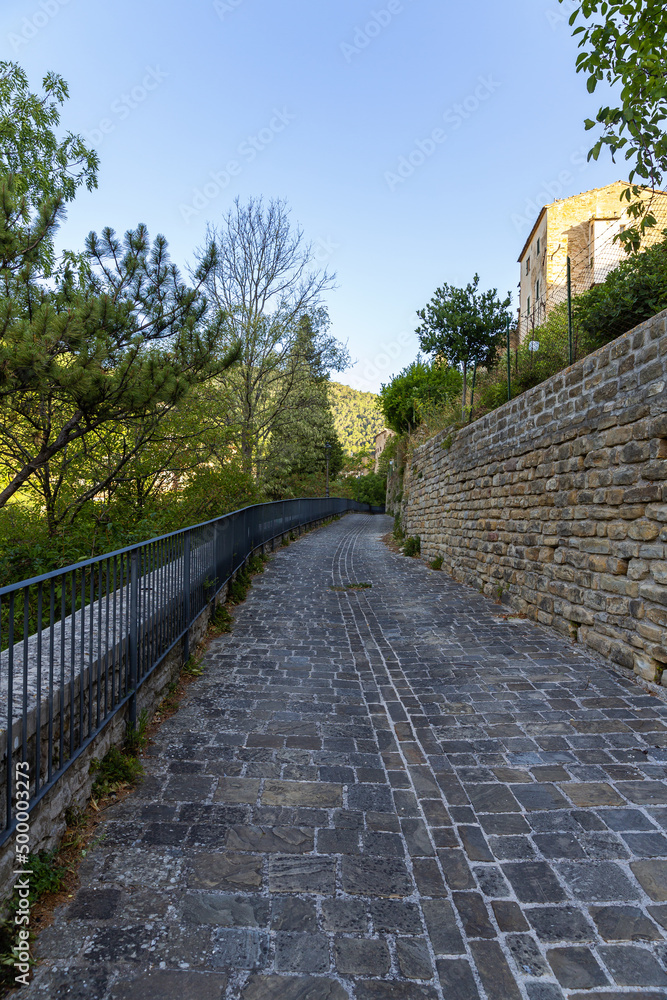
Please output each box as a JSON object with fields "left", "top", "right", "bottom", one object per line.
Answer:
{"left": 0, "top": 497, "right": 371, "bottom": 847}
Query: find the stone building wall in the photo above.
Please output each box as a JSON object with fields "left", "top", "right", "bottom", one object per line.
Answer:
{"left": 393, "top": 309, "right": 667, "bottom": 686}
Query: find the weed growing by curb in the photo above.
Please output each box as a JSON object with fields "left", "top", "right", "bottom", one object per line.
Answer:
{"left": 403, "top": 536, "right": 421, "bottom": 557}
{"left": 429, "top": 556, "right": 443, "bottom": 571}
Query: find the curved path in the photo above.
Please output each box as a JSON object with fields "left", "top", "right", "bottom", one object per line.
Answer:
{"left": 26, "top": 514, "right": 667, "bottom": 999}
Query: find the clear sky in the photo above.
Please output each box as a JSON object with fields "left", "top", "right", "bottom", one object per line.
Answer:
{"left": 2, "top": 0, "right": 621, "bottom": 392}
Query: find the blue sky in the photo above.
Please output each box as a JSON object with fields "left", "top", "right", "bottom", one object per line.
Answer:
{"left": 3, "top": 0, "right": 621, "bottom": 392}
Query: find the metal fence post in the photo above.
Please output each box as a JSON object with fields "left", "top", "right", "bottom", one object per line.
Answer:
{"left": 506, "top": 317, "right": 512, "bottom": 402}
{"left": 567, "top": 256, "right": 574, "bottom": 366}
{"left": 214, "top": 519, "right": 222, "bottom": 595}
{"left": 183, "top": 530, "right": 191, "bottom": 664}
{"left": 129, "top": 549, "right": 139, "bottom": 729}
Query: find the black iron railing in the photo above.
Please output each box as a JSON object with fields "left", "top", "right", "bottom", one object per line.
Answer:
{"left": 0, "top": 497, "right": 370, "bottom": 847}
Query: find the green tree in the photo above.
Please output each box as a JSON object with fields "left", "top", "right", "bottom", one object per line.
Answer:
{"left": 197, "top": 197, "right": 347, "bottom": 477}
{"left": 379, "top": 358, "right": 462, "bottom": 434}
{"left": 328, "top": 382, "right": 386, "bottom": 455}
{"left": 416, "top": 275, "right": 512, "bottom": 420}
{"left": 0, "top": 223, "right": 239, "bottom": 512}
{"left": 564, "top": 0, "right": 667, "bottom": 250}
{"left": 0, "top": 61, "right": 98, "bottom": 277}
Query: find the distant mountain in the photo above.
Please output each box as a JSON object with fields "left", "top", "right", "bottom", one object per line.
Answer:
{"left": 329, "top": 382, "right": 386, "bottom": 455}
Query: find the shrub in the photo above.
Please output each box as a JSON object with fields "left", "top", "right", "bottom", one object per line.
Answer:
{"left": 90, "top": 747, "right": 144, "bottom": 799}
{"left": 403, "top": 535, "right": 421, "bottom": 557}
{"left": 379, "top": 358, "right": 462, "bottom": 433}
{"left": 429, "top": 556, "right": 443, "bottom": 570}
{"left": 350, "top": 472, "right": 386, "bottom": 506}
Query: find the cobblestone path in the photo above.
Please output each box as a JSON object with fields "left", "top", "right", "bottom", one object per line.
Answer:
{"left": 26, "top": 514, "right": 667, "bottom": 999}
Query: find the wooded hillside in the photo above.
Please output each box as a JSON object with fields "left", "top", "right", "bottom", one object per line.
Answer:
{"left": 329, "top": 382, "right": 386, "bottom": 455}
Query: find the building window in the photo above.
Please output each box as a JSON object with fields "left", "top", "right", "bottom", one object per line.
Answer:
{"left": 536, "top": 279, "right": 540, "bottom": 300}
{"left": 526, "top": 258, "right": 531, "bottom": 274}
{"left": 527, "top": 295, "right": 531, "bottom": 315}
{"left": 537, "top": 237, "right": 541, "bottom": 254}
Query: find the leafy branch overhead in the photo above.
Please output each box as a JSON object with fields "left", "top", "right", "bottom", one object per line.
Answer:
{"left": 564, "top": 0, "right": 667, "bottom": 250}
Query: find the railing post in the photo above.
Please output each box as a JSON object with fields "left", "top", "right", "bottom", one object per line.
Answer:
{"left": 214, "top": 519, "right": 222, "bottom": 595}
{"left": 129, "top": 549, "right": 139, "bottom": 729}
{"left": 183, "top": 530, "right": 191, "bottom": 663}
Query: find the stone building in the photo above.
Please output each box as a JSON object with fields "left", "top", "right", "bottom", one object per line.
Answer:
{"left": 517, "top": 182, "right": 667, "bottom": 340}
{"left": 373, "top": 428, "right": 394, "bottom": 473}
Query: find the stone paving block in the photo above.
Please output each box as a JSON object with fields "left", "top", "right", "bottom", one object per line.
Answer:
{"left": 355, "top": 983, "right": 439, "bottom": 1000}
{"left": 271, "top": 897, "right": 318, "bottom": 932}
{"left": 262, "top": 780, "right": 342, "bottom": 808}
{"left": 437, "top": 958, "right": 481, "bottom": 999}
{"left": 275, "top": 932, "right": 329, "bottom": 973}
{"left": 547, "top": 946, "right": 610, "bottom": 988}
{"left": 558, "top": 861, "right": 642, "bottom": 901}
{"left": 241, "top": 976, "right": 349, "bottom": 999}
{"left": 631, "top": 859, "right": 667, "bottom": 900}
{"left": 526, "top": 905, "right": 597, "bottom": 942}
{"left": 469, "top": 939, "right": 523, "bottom": 1000}
{"left": 502, "top": 862, "right": 568, "bottom": 903}
{"left": 225, "top": 825, "right": 314, "bottom": 854}
{"left": 210, "top": 928, "right": 269, "bottom": 970}
{"left": 341, "top": 856, "right": 412, "bottom": 897}
{"left": 181, "top": 892, "right": 269, "bottom": 927}
{"left": 110, "top": 971, "right": 228, "bottom": 1000}
{"left": 268, "top": 856, "right": 335, "bottom": 894}
{"left": 590, "top": 904, "right": 663, "bottom": 941}
{"left": 188, "top": 853, "right": 263, "bottom": 891}
{"left": 214, "top": 777, "right": 261, "bottom": 803}
{"left": 598, "top": 944, "right": 667, "bottom": 986}
{"left": 396, "top": 936, "right": 434, "bottom": 980}
{"left": 370, "top": 898, "right": 423, "bottom": 934}
{"left": 334, "top": 936, "right": 391, "bottom": 975}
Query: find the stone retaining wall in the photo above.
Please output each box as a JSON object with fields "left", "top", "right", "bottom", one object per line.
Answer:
{"left": 393, "top": 309, "right": 667, "bottom": 685}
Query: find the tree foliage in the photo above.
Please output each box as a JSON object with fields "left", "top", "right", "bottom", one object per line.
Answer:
{"left": 379, "top": 358, "right": 462, "bottom": 434}
{"left": 564, "top": 0, "right": 667, "bottom": 250}
{"left": 416, "top": 275, "right": 512, "bottom": 419}
{"left": 197, "top": 197, "right": 347, "bottom": 477}
{"left": 328, "top": 382, "right": 386, "bottom": 455}
{"left": 0, "top": 223, "right": 238, "bottom": 513}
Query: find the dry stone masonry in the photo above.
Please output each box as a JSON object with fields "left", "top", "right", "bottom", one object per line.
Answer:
{"left": 394, "top": 308, "right": 667, "bottom": 687}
